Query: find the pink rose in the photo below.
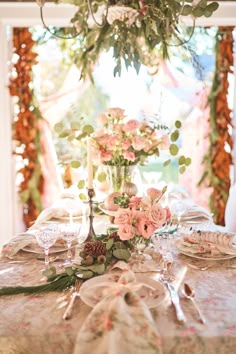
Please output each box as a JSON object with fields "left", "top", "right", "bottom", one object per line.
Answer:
{"left": 159, "top": 134, "right": 170, "bottom": 149}
{"left": 97, "top": 114, "right": 108, "bottom": 126}
{"left": 114, "top": 208, "right": 132, "bottom": 225}
{"left": 123, "top": 119, "right": 140, "bottom": 132}
{"left": 124, "top": 151, "right": 135, "bottom": 162}
{"left": 118, "top": 224, "right": 134, "bottom": 240}
{"left": 107, "top": 135, "right": 118, "bottom": 147}
{"left": 164, "top": 206, "right": 171, "bottom": 220}
{"left": 128, "top": 196, "right": 142, "bottom": 210}
{"left": 100, "top": 151, "right": 113, "bottom": 162}
{"left": 93, "top": 128, "right": 107, "bottom": 138}
{"left": 132, "top": 136, "right": 146, "bottom": 151}
{"left": 121, "top": 140, "right": 131, "bottom": 150}
{"left": 146, "top": 188, "right": 162, "bottom": 201}
{"left": 136, "top": 216, "right": 156, "bottom": 239}
{"left": 106, "top": 108, "right": 126, "bottom": 120}
{"left": 147, "top": 204, "right": 167, "bottom": 228}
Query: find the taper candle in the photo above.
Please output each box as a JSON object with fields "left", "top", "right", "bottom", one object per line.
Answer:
{"left": 87, "top": 137, "right": 93, "bottom": 189}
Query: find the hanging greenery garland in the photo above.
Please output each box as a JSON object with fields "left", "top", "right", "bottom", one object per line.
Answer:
{"left": 9, "top": 28, "right": 45, "bottom": 227}
{"left": 199, "top": 27, "right": 233, "bottom": 225}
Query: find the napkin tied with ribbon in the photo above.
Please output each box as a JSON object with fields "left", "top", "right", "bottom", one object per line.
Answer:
{"left": 73, "top": 271, "right": 162, "bottom": 354}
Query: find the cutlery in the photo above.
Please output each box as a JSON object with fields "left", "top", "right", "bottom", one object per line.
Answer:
{"left": 62, "top": 281, "right": 81, "bottom": 320}
{"left": 182, "top": 283, "right": 206, "bottom": 324}
{"left": 187, "top": 263, "right": 214, "bottom": 271}
{"left": 163, "top": 280, "right": 186, "bottom": 323}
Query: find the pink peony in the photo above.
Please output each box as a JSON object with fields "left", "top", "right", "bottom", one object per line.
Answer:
{"left": 121, "top": 140, "right": 131, "bottom": 150}
{"left": 124, "top": 151, "right": 135, "bottom": 162}
{"left": 114, "top": 208, "right": 133, "bottom": 224}
{"left": 147, "top": 204, "right": 167, "bottom": 228}
{"left": 107, "top": 135, "right": 118, "bottom": 147}
{"left": 118, "top": 224, "right": 134, "bottom": 240}
{"left": 146, "top": 188, "right": 162, "bottom": 201}
{"left": 136, "top": 216, "right": 157, "bottom": 239}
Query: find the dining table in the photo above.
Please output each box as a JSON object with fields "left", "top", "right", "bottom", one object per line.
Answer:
{"left": 0, "top": 215, "right": 236, "bottom": 354}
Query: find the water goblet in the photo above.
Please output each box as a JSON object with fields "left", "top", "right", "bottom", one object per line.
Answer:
{"left": 59, "top": 223, "right": 82, "bottom": 267}
{"left": 34, "top": 227, "right": 58, "bottom": 271}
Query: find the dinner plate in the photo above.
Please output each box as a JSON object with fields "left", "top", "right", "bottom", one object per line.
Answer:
{"left": 79, "top": 273, "right": 168, "bottom": 308}
{"left": 175, "top": 239, "right": 236, "bottom": 261}
{"left": 52, "top": 215, "right": 83, "bottom": 221}
{"left": 99, "top": 204, "right": 117, "bottom": 217}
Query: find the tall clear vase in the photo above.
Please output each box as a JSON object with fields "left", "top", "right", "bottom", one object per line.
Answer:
{"left": 107, "top": 165, "right": 139, "bottom": 194}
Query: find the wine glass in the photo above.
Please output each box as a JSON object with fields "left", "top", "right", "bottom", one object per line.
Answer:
{"left": 59, "top": 223, "right": 82, "bottom": 267}
{"left": 171, "top": 201, "right": 187, "bottom": 226}
{"left": 154, "top": 233, "right": 175, "bottom": 281}
{"left": 34, "top": 227, "right": 58, "bottom": 271}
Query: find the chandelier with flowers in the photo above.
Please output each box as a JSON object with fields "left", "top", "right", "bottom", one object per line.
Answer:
{"left": 36, "top": 0, "right": 219, "bottom": 80}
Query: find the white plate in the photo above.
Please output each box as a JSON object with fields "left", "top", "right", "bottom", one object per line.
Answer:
{"left": 175, "top": 239, "right": 236, "bottom": 260}
{"left": 79, "top": 273, "right": 168, "bottom": 308}
{"left": 99, "top": 204, "right": 117, "bottom": 217}
{"left": 52, "top": 215, "right": 83, "bottom": 221}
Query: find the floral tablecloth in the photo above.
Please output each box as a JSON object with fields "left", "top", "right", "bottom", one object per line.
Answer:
{"left": 0, "top": 244, "right": 236, "bottom": 354}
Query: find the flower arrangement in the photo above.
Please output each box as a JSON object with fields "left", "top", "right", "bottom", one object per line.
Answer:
{"left": 113, "top": 186, "right": 170, "bottom": 243}
{"left": 92, "top": 107, "right": 190, "bottom": 172}
{"left": 40, "top": 0, "right": 219, "bottom": 80}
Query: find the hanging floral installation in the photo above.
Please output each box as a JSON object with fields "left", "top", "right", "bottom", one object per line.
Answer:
{"left": 199, "top": 27, "right": 233, "bottom": 225}
{"left": 37, "top": 0, "right": 219, "bottom": 81}
{"left": 9, "top": 28, "right": 45, "bottom": 227}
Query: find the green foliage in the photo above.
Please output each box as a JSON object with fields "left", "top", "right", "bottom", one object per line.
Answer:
{"left": 53, "top": 0, "right": 218, "bottom": 80}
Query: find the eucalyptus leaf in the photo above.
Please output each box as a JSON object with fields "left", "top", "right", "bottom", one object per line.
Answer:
{"left": 77, "top": 180, "right": 85, "bottom": 189}
{"left": 113, "top": 248, "right": 131, "bottom": 260}
{"left": 178, "top": 155, "right": 186, "bottom": 165}
{"left": 163, "top": 159, "right": 171, "bottom": 167}
{"left": 59, "top": 129, "right": 71, "bottom": 138}
{"left": 71, "top": 121, "right": 81, "bottom": 130}
{"left": 97, "top": 171, "right": 107, "bottom": 182}
{"left": 175, "top": 120, "right": 182, "bottom": 129}
{"left": 54, "top": 122, "right": 63, "bottom": 133}
{"left": 169, "top": 144, "right": 179, "bottom": 156}
{"left": 185, "top": 157, "right": 192, "bottom": 166}
{"left": 179, "top": 165, "right": 186, "bottom": 174}
{"left": 170, "top": 130, "right": 179, "bottom": 142}
{"left": 76, "top": 270, "right": 94, "bottom": 279}
{"left": 71, "top": 160, "right": 81, "bottom": 168}
{"left": 82, "top": 124, "right": 94, "bottom": 135}
{"left": 106, "top": 238, "right": 114, "bottom": 250}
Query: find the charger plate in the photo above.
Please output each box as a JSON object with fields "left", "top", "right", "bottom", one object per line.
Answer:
{"left": 79, "top": 273, "right": 168, "bottom": 309}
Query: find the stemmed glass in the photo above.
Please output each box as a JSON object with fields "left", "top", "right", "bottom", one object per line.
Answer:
{"left": 171, "top": 201, "right": 187, "bottom": 226}
{"left": 34, "top": 226, "right": 58, "bottom": 271}
{"left": 154, "top": 233, "right": 175, "bottom": 281}
{"left": 59, "top": 223, "right": 82, "bottom": 267}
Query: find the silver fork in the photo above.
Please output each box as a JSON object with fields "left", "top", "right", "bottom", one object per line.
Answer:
{"left": 62, "top": 281, "right": 81, "bottom": 320}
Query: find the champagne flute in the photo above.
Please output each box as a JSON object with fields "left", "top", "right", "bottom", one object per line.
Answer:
{"left": 155, "top": 233, "right": 175, "bottom": 281}
{"left": 171, "top": 201, "right": 187, "bottom": 226}
{"left": 34, "top": 227, "right": 58, "bottom": 270}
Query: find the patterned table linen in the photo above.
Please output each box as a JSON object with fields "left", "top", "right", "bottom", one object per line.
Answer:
{"left": 0, "top": 229, "right": 236, "bottom": 353}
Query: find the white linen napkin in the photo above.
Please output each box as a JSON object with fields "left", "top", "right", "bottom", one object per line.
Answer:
{"left": 73, "top": 270, "right": 163, "bottom": 354}
{"left": 1, "top": 232, "right": 36, "bottom": 258}
{"left": 179, "top": 230, "right": 236, "bottom": 255}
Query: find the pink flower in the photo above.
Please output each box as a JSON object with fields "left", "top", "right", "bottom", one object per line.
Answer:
{"left": 128, "top": 196, "right": 142, "bottom": 210}
{"left": 121, "top": 140, "right": 131, "bottom": 149}
{"left": 100, "top": 151, "right": 113, "bottom": 162}
{"left": 106, "top": 108, "right": 126, "bottom": 120}
{"left": 124, "top": 151, "right": 135, "bottom": 162}
{"left": 118, "top": 224, "right": 134, "bottom": 240}
{"left": 114, "top": 208, "right": 132, "bottom": 225}
{"left": 97, "top": 113, "right": 108, "bottom": 126}
{"left": 147, "top": 204, "right": 167, "bottom": 228}
{"left": 107, "top": 135, "right": 118, "bottom": 147}
{"left": 164, "top": 206, "right": 171, "bottom": 220}
{"left": 136, "top": 216, "right": 157, "bottom": 239}
{"left": 132, "top": 136, "right": 146, "bottom": 151}
{"left": 146, "top": 188, "right": 162, "bottom": 201}
{"left": 159, "top": 134, "right": 170, "bottom": 149}
{"left": 123, "top": 119, "right": 140, "bottom": 132}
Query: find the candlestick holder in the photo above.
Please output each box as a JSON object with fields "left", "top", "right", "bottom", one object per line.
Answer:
{"left": 86, "top": 188, "right": 97, "bottom": 242}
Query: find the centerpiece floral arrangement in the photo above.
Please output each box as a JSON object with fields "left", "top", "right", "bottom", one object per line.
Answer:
{"left": 113, "top": 186, "right": 171, "bottom": 244}
{"left": 37, "top": 0, "right": 219, "bottom": 80}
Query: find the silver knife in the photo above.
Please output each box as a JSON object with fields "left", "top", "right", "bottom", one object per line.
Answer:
{"left": 164, "top": 281, "right": 186, "bottom": 323}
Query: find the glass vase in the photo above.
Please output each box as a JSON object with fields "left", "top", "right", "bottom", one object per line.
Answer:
{"left": 107, "top": 165, "right": 139, "bottom": 194}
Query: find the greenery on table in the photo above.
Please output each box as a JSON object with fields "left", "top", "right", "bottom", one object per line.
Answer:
{"left": 49, "top": 0, "right": 219, "bottom": 80}
{"left": 0, "top": 231, "right": 132, "bottom": 296}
